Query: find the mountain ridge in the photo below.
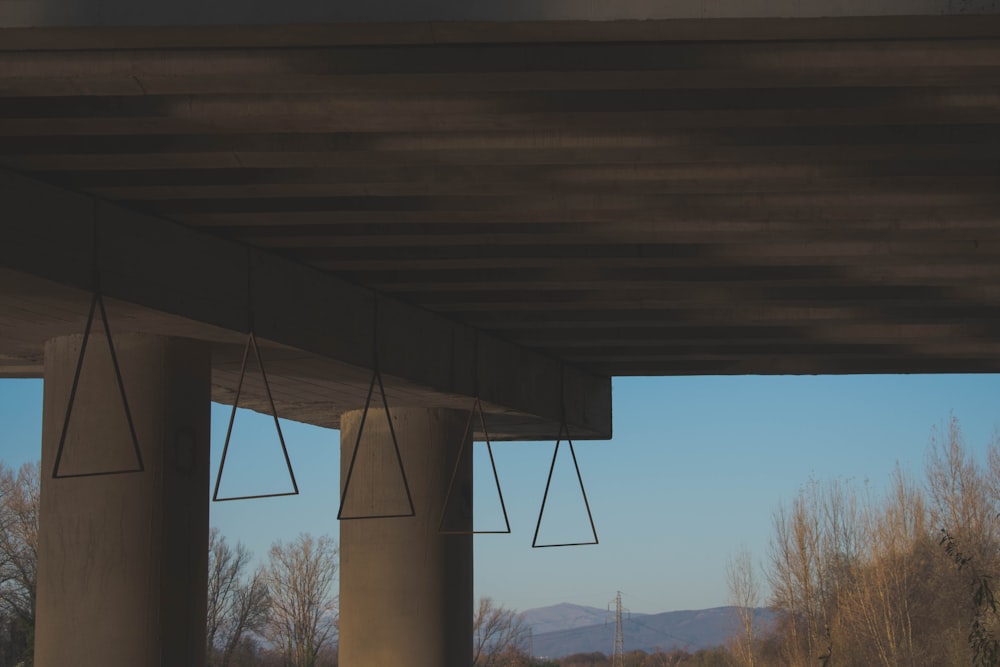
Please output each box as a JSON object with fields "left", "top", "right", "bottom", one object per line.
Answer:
{"left": 521, "top": 604, "right": 773, "bottom": 658}
{"left": 519, "top": 602, "right": 648, "bottom": 635}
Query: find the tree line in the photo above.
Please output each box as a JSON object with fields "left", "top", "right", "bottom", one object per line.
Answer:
{"left": 0, "top": 461, "right": 338, "bottom": 667}
{"left": 727, "top": 416, "right": 1000, "bottom": 666}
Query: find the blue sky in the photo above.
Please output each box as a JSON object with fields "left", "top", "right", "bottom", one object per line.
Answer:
{"left": 2, "top": 374, "right": 999, "bottom": 615}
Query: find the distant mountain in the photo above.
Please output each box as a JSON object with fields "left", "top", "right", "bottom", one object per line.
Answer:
{"left": 520, "top": 603, "right": 646, "bottom": 635}
{"left": 524, "top": 605, "right": 773, "bottom": 658}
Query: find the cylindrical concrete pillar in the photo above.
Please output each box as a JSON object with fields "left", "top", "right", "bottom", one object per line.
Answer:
{"left": 339, "top": 407, "right": 473, "bottom": 667}
{"left": 35, "top": 333, "right": 211, "bottom": 667}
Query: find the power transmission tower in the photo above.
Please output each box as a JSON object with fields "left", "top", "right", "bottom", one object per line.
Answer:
{"left": 610, "top": 590, "right": 626, "bottom": 667}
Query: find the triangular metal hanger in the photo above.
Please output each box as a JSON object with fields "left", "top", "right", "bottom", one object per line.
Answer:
{"left": 338, "top": 295, "right": 415, "bottom": 520}
{"left": 53, "top": 292, "right": 144, "bottom": 479}
{"left": 531, "top": 373, "right": 599, "bottom": 547}
{"left": 213, "top": 332, "right": 300, "bottom": 501}
{"left": 337, "top": 366, "right": 416, "bottom": 520}
{"left": 53, "top": 207, "right": 143, "bottom": 480}
{"left": 439, "top": 396, "right": 511, "bottom": 535}
{"left": 213, "top": 252, "right": 299, "bottom": 501}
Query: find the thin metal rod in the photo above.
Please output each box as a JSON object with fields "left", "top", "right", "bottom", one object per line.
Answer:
{"left": 438, "top": 396, "right": 511, "bottom": 535}
{"left": 567, "top": 431, "right": 599, "bottom": 543}
{"left": 337, "top": 371, "right": 375, "bottom": 519}
{"left": 531, "top": 421, "right": 599, "bottom": 548}
{"left": 375, "top": 367, "right": 414, "bottom": 515}
{"left": 52, "top": 294, "right": 96, "bottom": 479}
{"left": 257, "top": 335, "right": 299, "bottom": 495}
{"left": 473, "top": 329, "right": 480, "bottom": 398}
{"left": 480, "top": 400, "right": 511, "bottom": 533}
{"left": 337, "top": 367, "right": 416, "bottom": 520}
{"left": 213, "top": 332, "right": 299, "bottom": 501}
{"left": 246, "top": 247, "right": 254, "bottom": 333}
{"left": 97, "top": 295, "right": 144, "bottom": 475}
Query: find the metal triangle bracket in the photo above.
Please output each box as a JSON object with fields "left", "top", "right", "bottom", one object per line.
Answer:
{"left": 52, "top": 291, "right": 144, "bottom": 479}
{"left": 212, "top": 331, "right": 300, "bottom": 501}
{"left": 531, "top": 420, "right": 599, "bottom": 548}
{"left": 337, "top": 367, "right": 416, "bottom": 520}
{"left": 438, "top": 396, "right": 511, "bottom": 535}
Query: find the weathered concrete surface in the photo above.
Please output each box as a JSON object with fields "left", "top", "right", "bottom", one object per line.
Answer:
{"left": 1, "top": 0, "right": 999, "bottom": 26}
{"left": 35, "top": 334, "right": 210, "bottom": 667}
{"left": 339, "top": 407, "right": 473, "bottom": 667}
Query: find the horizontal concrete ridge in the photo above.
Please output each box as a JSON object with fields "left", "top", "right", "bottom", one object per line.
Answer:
{"left": 5, "top": 15, "right": 1000, "bottom": 48}
{"left": 0, "top": 170, "right": 612, "bottom": 440}
{"left": 1, "top": 0, "right": 1000, "bottom": 27}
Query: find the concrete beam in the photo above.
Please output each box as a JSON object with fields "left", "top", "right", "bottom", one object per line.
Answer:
{"left": 5, "top": 14, "right": 1000, "bottom": 50}
{"left": 0, "top": 169, "right": 611, "bottom": 439}
{"left": 1, "top": 0, "right": 999, "bottom": 28}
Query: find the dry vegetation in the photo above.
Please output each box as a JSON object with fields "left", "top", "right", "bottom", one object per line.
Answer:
{"left": 728, "top": 416, "right": 1000, "bottom": 667}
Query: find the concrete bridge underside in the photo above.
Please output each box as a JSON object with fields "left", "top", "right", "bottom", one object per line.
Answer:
{"left": 2, "top": 7, "right": 1000, "bottom": 666}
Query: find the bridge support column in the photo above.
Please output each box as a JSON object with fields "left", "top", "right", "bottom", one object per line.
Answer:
{"left": 35, "top": 334, "right": 211, "bottom": 667}
{"left": 339, "top": 407, "right": 473, "bottom": 667}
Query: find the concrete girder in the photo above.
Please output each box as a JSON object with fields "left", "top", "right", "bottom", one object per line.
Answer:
{"left": 1, "top": 0, "right": 999, "bottom": 27}
{"left": 0, "top": 169, "right": 612, "bottom": 440}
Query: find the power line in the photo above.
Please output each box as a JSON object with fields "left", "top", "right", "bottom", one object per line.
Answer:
{"left": 613, "top": 591, "right": 701, "bottom": 651}
{"left": 627, "top": 616, "right": 694, "bottom": 650}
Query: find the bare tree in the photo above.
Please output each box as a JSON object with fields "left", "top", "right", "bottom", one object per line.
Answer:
{"left": 207, "top": 528, "right": 270, "bottom": 667}
{"left": 767, "top": 487, "right": 824, "bottom": 666}
{"left": 0, "top": 461, "right": 39, "bottom": 659}
{"left": 726, "top": 546, "right": 759, "bottom": 667}
{"left": 263, "top": 533, "right": 338, "bottom": 667}
{"left": 927, "top": 417, "right": 998, "bottom": 555}
{"left": 473, "top": 597, "right": 530, "bottom": 666}
{"left": 833, "top": 468, "right": 930, "bottom": 666}
{"left": 767, "top": 479, "right": 862, "bottom": 666}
